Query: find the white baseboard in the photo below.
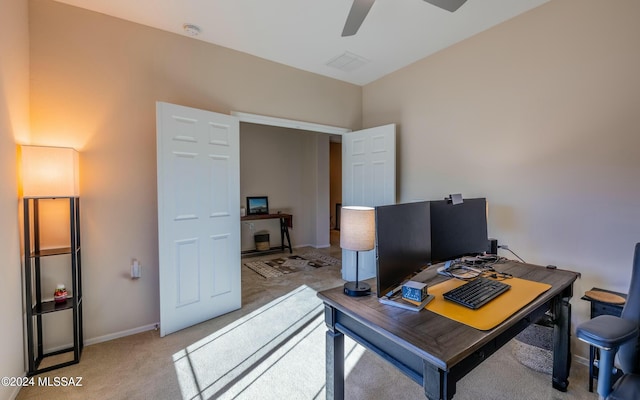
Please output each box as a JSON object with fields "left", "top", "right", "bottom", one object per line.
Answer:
{"left": 84, "top": 323, "right": 159, "bottom": 346}
{"left": 7, "top": 386, "right": 21, "bottom": 400}
{"left": 241, "top": 244, "right": 333, "bottom": 252}
{"left": 42, "top": 323, "right": 159, "bottom": 354}
{"left": 45, "top": 322, "right": 160, "bottom": 353}
{"left": 574, "top": 354, "right": 589, "bottom": 367}
{"left": 293, "top": 244, "right": 331, "bottom": 249}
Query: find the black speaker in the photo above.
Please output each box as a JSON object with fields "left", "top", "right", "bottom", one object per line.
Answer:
{"left": 488, "top": 238, "right": 498, "bottom": 255}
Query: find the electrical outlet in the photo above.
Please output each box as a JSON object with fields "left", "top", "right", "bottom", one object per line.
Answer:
{"left": 131, "top": 259, "right": 141, "bottom": 279}
{"left": 243, "top": 221, "right": 255, "bottom": 230}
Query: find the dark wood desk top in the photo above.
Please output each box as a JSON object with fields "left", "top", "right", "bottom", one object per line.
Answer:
{"left": 241, "top": 213, "right": 292, "bottom": 227}
{"left": 318, "top": 261, "right": 579, "bottom": 370}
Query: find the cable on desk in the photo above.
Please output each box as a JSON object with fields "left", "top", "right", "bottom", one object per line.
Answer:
{"left": 437, "top": 263, "right": 482, "bottom": 280}
{"left": 437, "top": 256, "right": 514, "bottom": 281}
{"left": 498, "top": 245, "right": 526, "bottom": 263}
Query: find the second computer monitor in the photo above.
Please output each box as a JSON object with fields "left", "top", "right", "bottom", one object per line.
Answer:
{"left": 430, "top": 197, "right": 489, "bottom": 263}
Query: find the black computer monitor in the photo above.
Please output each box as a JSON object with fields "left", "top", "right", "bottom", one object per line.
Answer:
{"left": 375, "top": 201, "right": 431, "bottom": 298}
{"left": 430, "top": 197, "right": 488, "bottom": 263}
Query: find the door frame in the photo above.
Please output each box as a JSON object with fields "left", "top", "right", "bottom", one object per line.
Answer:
{"left": 231, "top": 112, "right": 351, "bottom": 136}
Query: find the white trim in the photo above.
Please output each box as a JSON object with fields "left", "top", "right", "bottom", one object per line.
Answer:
{"left": 293, "top": 244, "right": 332, "bottom": 249}
{"left": 84, "top": 323, "right": 158, "bottom": 346}
{"left": 231, "top": 111, "right": 351, "bottom": 135}
{"left": 574, "top": 354, "right": 589, "bottom": 367}
{"left": 8, "top": 386, "right": 20, "bottom": 400}
{"left": 41, "top": 323, "right": 159, "bottom": 356}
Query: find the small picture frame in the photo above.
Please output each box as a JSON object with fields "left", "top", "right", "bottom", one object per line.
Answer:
{"left": 247, "top": 196, "right": 269, "bottom": 215}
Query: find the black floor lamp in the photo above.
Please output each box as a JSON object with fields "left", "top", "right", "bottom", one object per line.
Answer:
{"left": 340, "top": 206, "right": 375, "bottom": 296}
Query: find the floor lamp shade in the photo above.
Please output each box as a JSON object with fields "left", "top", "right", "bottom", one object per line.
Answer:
{"left": 340, "top": 206, "right": 375, "bottom": 296}
{"left": 19, "top": 145, "right": 79, "bottom": 198}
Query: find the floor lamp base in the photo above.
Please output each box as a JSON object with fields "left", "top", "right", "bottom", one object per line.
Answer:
{"left": 344, "top": 281, "right": 371, "bottom": 297}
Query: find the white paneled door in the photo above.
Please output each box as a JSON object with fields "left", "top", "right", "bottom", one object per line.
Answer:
{"left": 157, "top": 102, "right": 241, "bottom": 337}
{"left": 342, "top": 124, "right": 396, "bottom": 281}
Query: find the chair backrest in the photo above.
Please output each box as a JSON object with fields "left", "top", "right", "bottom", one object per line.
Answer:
{"left": 618, "top": 242, "right": 640, "bottom": 374}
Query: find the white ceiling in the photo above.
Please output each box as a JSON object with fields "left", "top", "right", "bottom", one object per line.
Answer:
{"left": 52, "top": 0, "right": 549, "bottom": 86}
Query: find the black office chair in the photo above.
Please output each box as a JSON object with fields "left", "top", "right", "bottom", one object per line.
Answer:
{"left": 576, "top": 243, "right": 640, "bottom": 400}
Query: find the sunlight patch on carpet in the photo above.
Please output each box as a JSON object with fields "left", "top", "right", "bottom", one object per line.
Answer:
{"left": 172, "top": 284, "right": 362, "bottom": 400}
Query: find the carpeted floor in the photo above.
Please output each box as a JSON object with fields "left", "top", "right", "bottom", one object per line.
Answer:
{"left": 16, "top": 246, "right": 596, "bottom": 400}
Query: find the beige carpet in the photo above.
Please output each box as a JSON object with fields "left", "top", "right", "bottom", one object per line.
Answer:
{"left": 16, "top": 247, "right": 595, "bottom": 400}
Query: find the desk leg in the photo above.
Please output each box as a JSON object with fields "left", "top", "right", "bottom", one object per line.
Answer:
{"left": 552, "top": 290, "right": 572, "bottom": 391}
{"left": 279, "top": 218, "right": 293, "bottom": 253}
{"left": 279, "top": 218, "right": 285, "bottom": 252}
{"left": 284, "top": 225, "right": 292, "bottom": 253}
{"left": 423, "top": 362, "right": 453, "bottom": 400}
{"left": 325, "top": 306, "right": 344, "bottom": 400}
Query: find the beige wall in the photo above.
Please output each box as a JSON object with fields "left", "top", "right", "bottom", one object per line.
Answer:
{"left": 0, "top": 0, "right": 30, "bottom": 397}
{"left": 29, "top": 0, "right": 361, "bottom": 344}
{"left": 363, "top": 0, "right": 640, "bottom": 358}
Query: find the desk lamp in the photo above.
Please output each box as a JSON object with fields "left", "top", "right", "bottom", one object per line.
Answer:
{"left": 341, "top": 206, "right": 375, "bottom": 296}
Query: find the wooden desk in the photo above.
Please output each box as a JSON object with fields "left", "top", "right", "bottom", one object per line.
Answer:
{"left": 318, "top": 261, "right": 579, "bottom": 400}
{"left": 241, "top": 213, "right": 293, "bottom": 256}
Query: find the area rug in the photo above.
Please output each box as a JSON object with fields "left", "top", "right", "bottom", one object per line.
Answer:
{"left": 512, "top": 323, "right": 553, "bottom": 374}
{"left": 244, "top": 253, "right": 340, "bottom": 279}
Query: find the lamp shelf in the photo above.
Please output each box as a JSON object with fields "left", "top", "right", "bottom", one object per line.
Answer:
{"left": 32, "top": 296, "right": 81, "bottom": 315}
{"left": 29, "top": 247, "right": 74, "bottom": 258}
{"left": 23, "top": 196, "right": 83, "bottom": 376}
{"left": 32, "top": 347, "right": 79, "bottom": 376}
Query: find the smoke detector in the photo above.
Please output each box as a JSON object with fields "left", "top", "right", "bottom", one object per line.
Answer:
{"left": 183, "top": 23, "right": 201, "bottom": 36}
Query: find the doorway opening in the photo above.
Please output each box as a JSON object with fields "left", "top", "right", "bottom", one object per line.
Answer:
{"left": 233, "top": 112, "right": 349, "bottom": 254}
{"left": 329, "top": 139, "right": 341, "bottom": 247}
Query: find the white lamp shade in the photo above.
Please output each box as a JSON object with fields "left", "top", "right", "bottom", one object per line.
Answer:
{"left": 340, "top": 206, "right": 375, "bottom": 251}
{"left": 19, "top": 145, "right": 79, "bottom": 198}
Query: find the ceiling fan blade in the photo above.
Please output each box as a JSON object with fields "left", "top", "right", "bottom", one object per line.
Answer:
{"left": 342, "top": 0, "right": 376, "bottom": 37}
{"left": 423, "top": 0, "right": 467, "bottom": 12}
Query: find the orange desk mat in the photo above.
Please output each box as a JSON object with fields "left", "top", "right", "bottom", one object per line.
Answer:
{"left": 421, "top": 277, "right": 551, "bottom": 331}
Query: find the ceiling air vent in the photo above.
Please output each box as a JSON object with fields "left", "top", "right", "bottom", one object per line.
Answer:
{"left": 326, "top": 52, "right": 369, "bottom": 72}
